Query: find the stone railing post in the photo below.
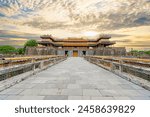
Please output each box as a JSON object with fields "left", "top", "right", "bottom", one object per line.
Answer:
{"left": 89, "top": 57, "right": 91, "bottom": 62}
{"left": 96, "top": 58, "right": 99, "bottom": 64}
{"left": 110, "top": 62, "right": 115, "bottom": 71}
{"left": 88, "top": 57, "right": 91, "bottom": 62}
{"left": 1, "top": 60, "right": 4, "bottom": 68}
{"left": 40, "top": 61, "right": 44, "bottom": 69}
{"left": 53, "top": 57, "right": 56, "bottom": 63}
{"left": 119, "top": 59, "right": 123, "bottom": 72}
{"left": 32, "top": 58, "right": 35, "bottom": 71}
{"left": 9, "top": 60, "right": 12, "bottom": 67}
{"left": 101, "top": 57, "right": 104, "bottom": 66}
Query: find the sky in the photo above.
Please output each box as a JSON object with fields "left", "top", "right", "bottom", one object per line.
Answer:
{"left": 0, "top": 0, "right": 150, "bottom": 50}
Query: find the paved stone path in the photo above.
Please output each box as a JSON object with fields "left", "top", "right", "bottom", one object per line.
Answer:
{"left": 0, "top": 57, "right": 150, "bottom": 100}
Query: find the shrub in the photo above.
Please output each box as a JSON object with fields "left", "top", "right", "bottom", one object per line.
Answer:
{"left": 144, "top": 51, "right": 150, "bottom": 55}
{"left": 16, "top": 48, "right": 25, "bottom": 55}
{"left": 0, "top": 45, "right": 16, "bottom": 54}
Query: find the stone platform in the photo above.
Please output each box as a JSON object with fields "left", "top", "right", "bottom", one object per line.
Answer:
{"left": 0, "top": 57, "right": 150, "bottom": 100}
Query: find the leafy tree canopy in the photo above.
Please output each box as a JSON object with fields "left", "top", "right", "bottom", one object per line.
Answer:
{"left": 24, "top": 40, "right": 38, "bottom": 48}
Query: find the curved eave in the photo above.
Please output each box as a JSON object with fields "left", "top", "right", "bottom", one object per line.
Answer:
{"left": 62, "top": 45, "right": 89, "bottom": 47}
{"left": 97, "top": 37, "right": 111, "bottom": 41}
{"left": 40, "top": 35, "right": 112, "bottom": 42}
{"left": 38, "top": 41, "right": 52, "bottom": 44}
{"left": 62, "top": 44, "right": 89, "bottom": 47}
{"left": 88, "top": 44, "right": 98, "bottom": 47}
{"left": 99, "top": 42, "right": 116, "bottom": 46}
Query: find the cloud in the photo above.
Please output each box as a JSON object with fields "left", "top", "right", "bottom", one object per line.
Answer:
{"left": 113, "top": 39, "right": 132, "bottom": 43}
{"left": 0, "top": 30, "right": 39, "bottom": 47}
{"left": 135, "top": 35, "right": 150, "bottom": 40}
{"left": 0, "top": 30, "right": 39, "bottom": 39}
{"left": 134, "top": 17, "right": 150, "bottom": 24}
{"left": 110, "top": 34, "right": 130, "bottom": 38}
{"left": 9, "top": 38, "right": 28, "bottom": 41}
{"left": 23, "top": 17, "right": 69, "bottom": 30}
{"left": 123, "top": 44, "right": 150, "bottom": 47}
{"left": 1, "top": 0, "right": 150, "bottom": 31}
{"left": 0, "top": 0, "right": 150, "bottom": 49}
{"left": 0, "top": 39, "right": 4, "bottom": 41}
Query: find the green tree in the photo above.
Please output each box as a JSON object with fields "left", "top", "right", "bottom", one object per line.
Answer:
{"left": 130, "top": 50, "right": 138, "bottom": 56}
{"left": 0, "top": 45, "right": 16, "bottom": 54}
{"left": 130, "top": 50, "right": 150, "bottom": 56}
{"left": 24, "top": 40, "right": 38, "bottom": 48}
{"left": 144, "top": 51, "right": 150, "bottom": 55}
{"left": 16, "top": 48, "right": 25, "bottom": 55}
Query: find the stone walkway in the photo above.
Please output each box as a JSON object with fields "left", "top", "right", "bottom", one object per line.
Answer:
{"left": 0, "top": 57, "right": 150, "bottom": 100}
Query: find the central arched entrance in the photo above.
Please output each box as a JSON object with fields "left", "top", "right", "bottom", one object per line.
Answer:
{"left": 73, "top": 50, "right": 78, "bottom": 57}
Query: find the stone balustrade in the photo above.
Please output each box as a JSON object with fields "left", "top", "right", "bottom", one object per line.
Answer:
{"left": 84, "top": 56, "right": 150, "bottom": 90}
{"left": 0, "top": 55, "right": 60, "bottom": 68}
{"left": 0, "top": 55, "right": 67, "bottom": 91}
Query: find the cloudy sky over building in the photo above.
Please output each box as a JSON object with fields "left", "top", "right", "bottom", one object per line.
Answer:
{"left": 0, "top": 0, "right": 150, "bottom": 50}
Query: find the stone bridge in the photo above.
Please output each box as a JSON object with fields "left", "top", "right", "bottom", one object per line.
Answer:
{"left": 0, "top": 57, "right": 150, "bottom": 100}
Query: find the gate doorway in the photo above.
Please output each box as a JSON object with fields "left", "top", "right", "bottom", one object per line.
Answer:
{"left": 65, "top": 51, "right": 68, "bottom": 56}
{"left": 82, "top": 51, "right": 86, "bottom": 56}
{"left": 73, "top": 51, "right": 78, "bottom": 57}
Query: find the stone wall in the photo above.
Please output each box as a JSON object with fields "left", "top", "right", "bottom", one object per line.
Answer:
{"left": 25, "top": 47, "right": 57, "bottom": 55}
{"left": 26, "top": 47, "right": 126, "bottom": 56}
{"left": 95, "top": 47, "right": 126, "bottom": 56}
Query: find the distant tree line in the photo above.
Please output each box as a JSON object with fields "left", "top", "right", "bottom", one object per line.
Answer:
{"left": 130, "top": 50, "right": 150, "bottom": 57}
{"left": 0, "top": 40, "right": 38, "bottom": 55}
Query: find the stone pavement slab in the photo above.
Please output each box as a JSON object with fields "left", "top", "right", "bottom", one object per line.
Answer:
{"left": 44, "top": 95, "right": 68, "bottom": 100}
{"left": 83, "top": 89, "right": 101, "bottom": 96}
{"left": 0, "top": 57, "right": 150, "bottom": 100}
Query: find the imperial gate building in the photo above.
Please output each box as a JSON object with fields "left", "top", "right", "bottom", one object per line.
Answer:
{"left": 26, "top": 34, "right": 126, "bottom": 56}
